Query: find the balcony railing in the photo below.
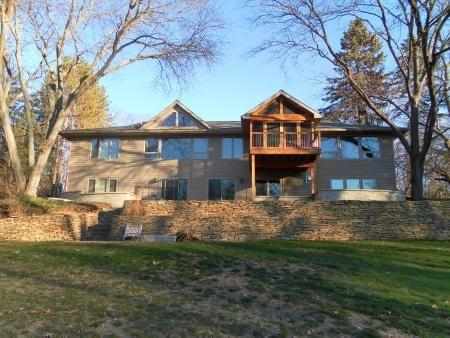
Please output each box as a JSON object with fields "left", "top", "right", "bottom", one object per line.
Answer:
{"left": 251, "top": 131, "right": 321, "bottom": 149}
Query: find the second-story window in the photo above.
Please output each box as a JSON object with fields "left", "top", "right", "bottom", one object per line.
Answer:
{"left": 90, "top": 138, "right": 119, "bottom": 160}
{"left": 145, "top": 138, "right": 161, "bottom": 160}
{"left": 222, "top": 138, "right": 243, "bottom": 159}
{"left": 321, "top": 136, "right": 380, "bottom": 159}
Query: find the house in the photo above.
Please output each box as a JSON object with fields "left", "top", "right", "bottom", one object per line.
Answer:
{"left": 60, "top": 91, "right": 405, "bottom": 207}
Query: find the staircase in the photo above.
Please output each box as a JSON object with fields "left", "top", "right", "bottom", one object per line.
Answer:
{"left": 82, "top": 208, "right": 122, "bottom": 241}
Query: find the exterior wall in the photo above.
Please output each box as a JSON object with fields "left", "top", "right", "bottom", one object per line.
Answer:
{"left": 61, "top": 192, "right": 138, "bottom": 208}
{"left": 66, "top": 134, "right": 398, "bottom": 202}
{"left": 67, "top": 137, "right": 251, "bottom": 201}
{"left": 110, "top": 200, "right": 450, "bottom": 241}
{"left": 317, "top": 136, "right": 397, "bottom": 191}
{"left": 320, "top": 189, "right": 404, "bottom": 201}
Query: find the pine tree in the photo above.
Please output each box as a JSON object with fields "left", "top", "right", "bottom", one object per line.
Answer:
{"left": 321, "top": 19, "right": 388, "bottom": 125}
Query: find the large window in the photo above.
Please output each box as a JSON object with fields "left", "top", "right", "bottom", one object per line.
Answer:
{"left": 160, "top": 111, "right": 199, "bottom": 127}
{"left": 361, "top": 137, "right": 381, "bottom": 158}
{"left": 330, "top": 178, "right": 377, "bottom": 190}
{"left": 222, "top": 138, "right": 243, "bottom": 159}
{"left": 87, "top": 178, "right": 118, "bottom": 193}
{"left": 256, "top": 179, "right": 281, "bottom": 197}
{"left": 340, "top": 137, "right": 360, "bottom": 158}
{"left": 321, "top": 136, "right": 380, "bottom": 159}
{"left": 208, "top": 179, "right": 235, "bottom": 200}
{"left": 321, "top": 137, "right": 339, "bottom": 158}
{"left": 90, "top": 138, "right": 119, "bottom": 160}
{"left": 162, "top": 179, "right": 188, "bottom": 200}
{"left": 160, "top": 138, "right": 208, "bottom": 160}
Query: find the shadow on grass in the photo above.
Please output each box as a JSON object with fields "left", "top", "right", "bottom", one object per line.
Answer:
{"left": 0, "top": 240, "right": 449, "bottom": 336}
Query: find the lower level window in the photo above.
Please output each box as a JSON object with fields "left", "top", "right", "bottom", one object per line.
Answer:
{"left": 331, "top": 178, "right": 376, "bottom": 190}
{"left": 162, "top": 179, "right": 187, "bottom": 200}
{"left": 208, "top": 179, "right": 235, "bottom": 200}
{"left": 256, "top": 179, "right": 281, "bottom": 197}
{"left": 87, "top": 178, "right": 118, "bottom": 193}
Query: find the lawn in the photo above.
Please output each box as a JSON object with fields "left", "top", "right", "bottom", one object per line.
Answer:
{"left": 0, "top": 241, "right": 448, "bottom": 337}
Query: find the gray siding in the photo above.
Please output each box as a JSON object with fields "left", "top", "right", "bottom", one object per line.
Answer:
{"left": 317, "top": 136, "right": 397, "bottom": 191}
{"left": 67, "top": 137, "right": 251, "bottom": 200}
{"left": 66, "top": 135, "right": 398, "bottom": 200}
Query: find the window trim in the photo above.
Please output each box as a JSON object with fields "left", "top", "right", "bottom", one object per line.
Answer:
{"left": 89, "top": 138, "right": 120, "bottom": 161}
{"left": 321, "top": 136, "right": 381, "bottom": 160}
{"left": 158, "top": 111, "right": 199, "bottom": 128}
{"left": 86, "top": 178, "right": 119, "bottom": 193}
{"left": 161, "top": 178, "right": 189, "bottom": 200}
{"left": 144, "top": 138, "right": 162, "bottom": 160}
{"left": 221, "top": 137, "right": 243, "bottom": 160}
{"left": 207, "top": 178, "right": 237, "bottom": 201}
{"left": 145, "top": 138, "right": 209, "bottom": 160}
{"left": 329, "top": 178, "right": 377, "bottom": 190}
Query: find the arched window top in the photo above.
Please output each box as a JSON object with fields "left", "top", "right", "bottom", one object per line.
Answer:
{"left": 159, "top": 111, "right": 199, "bottom": 127}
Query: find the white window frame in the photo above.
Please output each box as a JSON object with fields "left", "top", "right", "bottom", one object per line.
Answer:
{"left": 144, "top": 138, "right": 162, "bottom": 160}
{"left": 86, "top": 178, "right": 119, "bottom": 193}
{"left": 330, "top": 178, "right": 377, "bottom": 190}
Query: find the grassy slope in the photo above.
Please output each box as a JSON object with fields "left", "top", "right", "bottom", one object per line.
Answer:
{"left": 0, "top": 241, "right": 448, "bottom": 337}
{"left": 0, "top": 195, "right": 100, "bottom": 216}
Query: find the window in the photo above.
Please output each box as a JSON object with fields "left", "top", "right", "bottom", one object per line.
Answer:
{"left": 192, "top": 138, "right": 208, "bottom": 159}
{"left": 222, "top": 138, "right": 243, "bottom": 159}
{"left": 330, "top": 178, "right": 377, "bottom": 190}
{"left": 109, "top": 179, "right": 118, "bottom": 192}
{"left": 162, "top": 138, "right": 191, "bottom": 159}
{"left": 90, "top": 138, "right": 119, "bottom": 160}
{"left": 161, "top": 179, "right": 188, "bottom": 200}
{"left": 88, "top": 179, "right": 96, "bottom": 193}
{"left": 321, "top": 137, "right": 338, "bottom": 158}
{"left": 361, "top": 137, "right": 380, "bottom": 158}
{"left": 346, "top": 179, "right": 360, "bottom": 189}
{"left": 145, "top": 138, "right": 161, "bottom": 160}
{"left": 341, "top": 137, "right": 360, "bottom": 158}
{"left": 87, "top": 178, "right": 118, "bottom": 193}
{"left": 331, "top": 179, "right": 344, "bottom": 190}
{"left": 362, "top": 179, "right": 376, "bottom": 189}
{"left": 208, "top": 179, "right": 235, "bottom": 200}
{"left": 256, "top": 179, "right": 281, "bottom": 197}
{"left": 321, "top": 136, "right": 381, "bottom": 159}
{"left": 98, "top": 178, "right": 108, "bottom": 192}
{"left": 159, "top": 111, "right": 199, "bottom": 127}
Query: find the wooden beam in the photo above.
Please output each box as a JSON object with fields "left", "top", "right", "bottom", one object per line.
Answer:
{"left": 280, "top": 97, "right": 284, "bottom": 115}
{"left": 250, "top": 148, "right": 321, "bottom": 156}
{"left": 250, "top": 114, "right": 307, "bottom": 122}
{"left": 255, "top": 161, "right": 314, "bottom": 169}
{"left": 251, "top": 154, "right": 256, "bottom": 201}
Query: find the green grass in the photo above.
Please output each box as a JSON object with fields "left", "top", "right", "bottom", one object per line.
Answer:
{"left": 0, "top": 241, "right": 448, "bottom": 336}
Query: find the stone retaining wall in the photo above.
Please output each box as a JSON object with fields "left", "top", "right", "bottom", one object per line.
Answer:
{"left": 111, "top": 200, "right": 450, "bottom": 241}
{"left": 0, "top": 213, "right": 98, "bottom": 241}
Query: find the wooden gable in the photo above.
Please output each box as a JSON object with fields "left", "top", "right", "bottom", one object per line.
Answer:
{"left": 140, "top": 100, "right": 210, "bottom": 130}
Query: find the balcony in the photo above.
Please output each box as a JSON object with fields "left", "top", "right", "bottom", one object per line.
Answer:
{"left": 250, "top": 131, "right": 321, "bottom": 155}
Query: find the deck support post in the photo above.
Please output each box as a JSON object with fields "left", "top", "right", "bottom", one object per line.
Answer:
{"left": 311, "top": 158, "right": 317, "bottom": 199}
{"left": 251, "top": 154, "right": 256, "bottom": 201}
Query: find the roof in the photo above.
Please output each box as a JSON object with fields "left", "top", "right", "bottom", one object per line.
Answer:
{"left": 59, "top": 119, "right": 406, "bottom": 139}
{"left": 243, "top": 90, "right": 322, "bottom": 119}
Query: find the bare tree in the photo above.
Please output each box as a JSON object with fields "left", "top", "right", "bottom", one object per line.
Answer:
{"left": 0, "top": 0, "right": 222, "bottom": 196}
{"left": 247, "top": 0, "right": 449, "bottom": 200}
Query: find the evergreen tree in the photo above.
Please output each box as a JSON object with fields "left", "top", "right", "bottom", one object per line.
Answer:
{"left": 321, "top": 19, "right": 388, "bottom": 125}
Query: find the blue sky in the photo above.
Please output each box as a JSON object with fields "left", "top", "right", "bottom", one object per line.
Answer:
{"left": 101, "top": 1, "right": 335, "bottom": 125}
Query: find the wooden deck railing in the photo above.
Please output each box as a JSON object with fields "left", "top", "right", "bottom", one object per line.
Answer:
{"left": 251, "top": 131, "right": 321, "bottom": 149}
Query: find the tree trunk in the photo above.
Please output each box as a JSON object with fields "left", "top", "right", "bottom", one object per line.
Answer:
{"left": 410, "top": 155, "right": 425, "bottom": 200}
